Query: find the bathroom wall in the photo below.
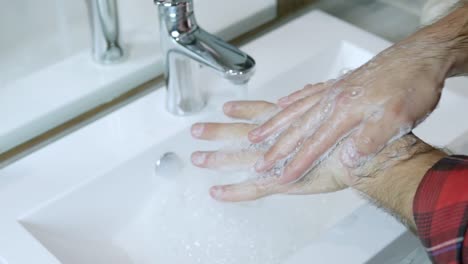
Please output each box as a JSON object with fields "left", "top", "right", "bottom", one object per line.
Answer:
{"left": 0, "top": 0, "right": 276, "bottom": 87}
{"left": 0, "top": 0, "right": 276, "bottom": 155}
{"left": 306, "top": 0, "right": 425, "bottom": 42}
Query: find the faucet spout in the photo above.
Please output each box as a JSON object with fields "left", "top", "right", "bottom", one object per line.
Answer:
{"left": 156, "top": 0, "right": 256, "bottom": 115}
{"left": 179, "top": 28, "right": 256, "bottom": 84}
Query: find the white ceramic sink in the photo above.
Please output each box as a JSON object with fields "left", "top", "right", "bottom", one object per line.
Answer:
{"left": 16, "top": 38, "right": 373, "bottom": 264}
{"left": 18, "top": 131, "right": 364, "bottom": 264}
{"left": 1, "top": 10, "right": 468, "bottom": 264}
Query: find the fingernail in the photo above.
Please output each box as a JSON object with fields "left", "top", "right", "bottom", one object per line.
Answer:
{"left": 191, "top": 123, "right": 204, "bottom": 138}
{"left": 210, "top": 186, "right": 224, "bottom": 200}
{"left": 223, "top": 102, "right": 235, "bottom": 113}
{"left": 191, "top": 152, "right": 207, "bottom": 166}
{"left": 249, "top": 129, "right": 262, "bottom": 139}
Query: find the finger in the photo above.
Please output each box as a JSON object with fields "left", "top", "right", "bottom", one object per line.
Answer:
{"left": 191, "top": 122, "right": 256, "bottom": 140}
{"left": 284, "top": 169, "right": 347, "bottom": 195}
{"left": 277, "top": 83, "right": 327, "bottom": 108}
{"left": 223, "top": 101, "right": 277, "bottom": 121}
{"left": 248, "top": 93, "right": 325, "bottom": 143}
{"left": 340, "top": 111, "right": 411, "bottom": 168}
{"left": 281, "top": 111, "right": 362, "bottom": 184}
{"left": 253, "top": 111, "right": 314, "bottom": 172}
{"left": 255, "top": 126, "right": 304, "bottom": 172}
{"left": 254, "top": 102, "right": 325, "bottom": 172}
{"left": 191, "top": 150, "right": 261, "bottom": 170}
{"left": 209, "top": 178, "right": 284, "bottom": 202}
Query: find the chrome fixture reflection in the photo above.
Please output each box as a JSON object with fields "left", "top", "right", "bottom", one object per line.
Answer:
{"left": 86, "top": 0, "right": 124, "bottom": 64}
{"left": 155, "top": 152, "right": 183, "bottom": 176}
{"left": 155, "top": 0, "right": 256, "bottom": 115}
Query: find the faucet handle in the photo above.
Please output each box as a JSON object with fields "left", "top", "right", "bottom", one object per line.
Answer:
{"left": 155, "top": 0, "right": 194, "bottom": 25}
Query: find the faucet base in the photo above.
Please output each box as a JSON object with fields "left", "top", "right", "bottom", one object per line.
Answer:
{"left": 94, "top": 45, "right": 125, "bottom": 65}
{"left": 157, "top": 0, "right": 255, "bottom": 115}
{"left": 165, "top": 54, "right": 207, "bottom": 116}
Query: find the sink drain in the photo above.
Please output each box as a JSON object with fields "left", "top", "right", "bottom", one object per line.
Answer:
{"left": 155, "top": 152, "right": 183, "bottom": 176}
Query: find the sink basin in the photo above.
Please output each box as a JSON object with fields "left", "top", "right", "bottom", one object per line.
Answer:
{"left": 18, "top": 132, "right": 363, "bottom": 264}
{"left": 1, "top": 10, "right": 468, "bottom": 264}
{"left": 17, "top": 40, "right": 373, "bottom": 264}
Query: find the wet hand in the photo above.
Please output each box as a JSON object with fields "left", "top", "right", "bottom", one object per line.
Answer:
{"left": 247, "top": 37, "right": 450, "bottom": 185}
{"left": 190, "top": 101, "right": 427, "bottom": 202}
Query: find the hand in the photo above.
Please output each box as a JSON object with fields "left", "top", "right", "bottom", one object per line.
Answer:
{"left": 190, "top": 101, "right": 432, "bottom": 202}
{"left": 244, "top": 4, "right": 468, "bottom": 185}
{"left": 245, "top": 32, "right": 454, "bottom": 185}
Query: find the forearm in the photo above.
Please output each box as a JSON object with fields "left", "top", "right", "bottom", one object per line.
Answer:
{"left": 352, "top": 137, "right": 447, "bottom": 232}
{"left": 413, "top": 1, "right": 468, "bottom": 77}
{"left": 352, "top": 5, "right": 468, "bottom": 230}
{"left": 354, "top": 5, "right": 467, "bottom": 228}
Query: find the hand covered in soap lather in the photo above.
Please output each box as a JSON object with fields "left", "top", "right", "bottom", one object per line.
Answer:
{"left": 242, "top": 21, "right": 468, "bottom": 185}
{"left": 191, "top": 101, "right": 433, "bottom": 202}
{"left": 191, "top": 6, "right": 468, "bottom": 201}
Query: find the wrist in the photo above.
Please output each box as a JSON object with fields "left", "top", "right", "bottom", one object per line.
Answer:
{"left": 351, "top": 135, "right": 447, "bottom": 231}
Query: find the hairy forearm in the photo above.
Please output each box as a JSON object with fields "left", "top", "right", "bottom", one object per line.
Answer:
{"left": 352, "top": 137, "right": 447, "bottom": 232}
{"left": 415, "top": 1, "right": 468, "bottom": 77}
{"left": 449, "top": 2, "right": 468, "bottom": 75}
{"left": 361, "top": 4, "right": 468, "bottom": 228}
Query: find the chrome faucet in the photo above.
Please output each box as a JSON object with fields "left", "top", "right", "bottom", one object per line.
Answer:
{"left": 86, "top": 0, "right": 124, "bottom": 64}
{"left": 155, "top": 0, "right": 256, "bottom": 115}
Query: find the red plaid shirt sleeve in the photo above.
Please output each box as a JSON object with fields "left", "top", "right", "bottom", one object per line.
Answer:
{"left": 413, "top": 155, "right": 468, "bottom": 264}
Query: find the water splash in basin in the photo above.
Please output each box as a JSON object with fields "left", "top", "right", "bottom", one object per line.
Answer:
{"left": 19, "top": 129, "right": 364, "bottom": 264}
